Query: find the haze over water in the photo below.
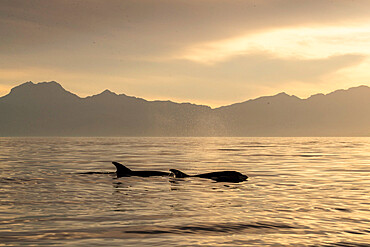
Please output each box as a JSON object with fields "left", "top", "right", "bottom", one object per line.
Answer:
{"left": 0, "top": 137, "right": 369, "bottom": 246}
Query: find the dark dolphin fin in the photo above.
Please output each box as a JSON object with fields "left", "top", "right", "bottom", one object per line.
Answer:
{"left": 169, "top": 169, "right": 190, "bottom": 178}
{"left": 112, "top": 161, "right": 132, "bottom": 177}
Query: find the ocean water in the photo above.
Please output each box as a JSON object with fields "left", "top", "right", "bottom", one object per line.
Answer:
{"left": 0, "top": 137, "right": 369, "bottom": 246}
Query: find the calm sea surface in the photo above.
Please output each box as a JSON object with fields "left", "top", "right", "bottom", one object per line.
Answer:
{"left": 0, "top": 137, "right": 369, "bottom": 246}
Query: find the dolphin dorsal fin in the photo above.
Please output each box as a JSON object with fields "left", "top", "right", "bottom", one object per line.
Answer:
{"left": 169, "top": 169, "right": 190, "bottom": 178}
{"left": 112, "top": 161, "right": 132, "bottom": 177}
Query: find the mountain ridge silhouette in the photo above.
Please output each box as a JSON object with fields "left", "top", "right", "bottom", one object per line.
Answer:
{"left": 1, "top": 81, "right": 369, "bottom": 136}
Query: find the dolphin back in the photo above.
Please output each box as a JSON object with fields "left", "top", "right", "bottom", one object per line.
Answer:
{"left": 196, "top": 171, "right": 248, "bottom": 182}
{"left": 112, "top": 161, "right": 132, "bottom": 177}
{"left": 169, "top": 169, "right": 190, "bottom": 178}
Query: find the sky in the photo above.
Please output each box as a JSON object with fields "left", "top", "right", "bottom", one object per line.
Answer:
{"left": 1, "top": 0, "right": 370, "bottom": 107}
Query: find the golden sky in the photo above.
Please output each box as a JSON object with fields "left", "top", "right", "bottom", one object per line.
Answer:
{"left": 1, "top": 0, "right": 370, "bottom": 107}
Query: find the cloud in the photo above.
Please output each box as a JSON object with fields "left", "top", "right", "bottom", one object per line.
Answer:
{"left": 2, "top": 0, "right": 370, "bottom": 63}
{"left": 179, "top": 25, "right": 370, "bottom": 63}
{"left": 1, "top": 0, "right": 370, "bottom": 56}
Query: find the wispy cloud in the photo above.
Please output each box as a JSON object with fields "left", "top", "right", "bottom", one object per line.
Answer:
{"left": 179, "top": 25, "right": 370, "bottom": 63}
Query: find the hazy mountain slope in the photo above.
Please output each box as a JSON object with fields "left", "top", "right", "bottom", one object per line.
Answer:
{"left": 214, "top": 93, "right": 303, "bottom": 136}
{"left": 0, "top": 81, "right": 216, "bottom": 136}
{"left": 214, "top": 86, "right": 370, "bottom": 136}
{"left": 0, "top": 81, "right": 82, "bottom": 136}
{"left": 0, "top": 81, "right": 369, "bottom": 136}
{"left": 300, "top": 86, "right": 370, "bottom": 136}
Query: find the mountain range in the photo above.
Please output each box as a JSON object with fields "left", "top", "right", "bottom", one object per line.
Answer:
{"left": 0, "top": 81, "right": 369, "bottom": 136}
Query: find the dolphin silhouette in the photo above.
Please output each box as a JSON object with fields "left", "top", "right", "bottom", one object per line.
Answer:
{"left": 112, "top": 161, "right": 170, "bottom": 178}
{"left": 169, "top": 169, "right": 248, "bottom": 183}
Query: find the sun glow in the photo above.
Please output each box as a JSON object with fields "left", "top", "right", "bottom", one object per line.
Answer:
{"left": 181, "top": 25, "right": 370, "bottom": 64}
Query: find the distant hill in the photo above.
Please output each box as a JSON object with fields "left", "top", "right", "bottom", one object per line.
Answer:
{"left": 1, "top": 81, "right": 369, "bottom": 136}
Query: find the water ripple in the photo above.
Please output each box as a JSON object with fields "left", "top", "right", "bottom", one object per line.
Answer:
{"left": 0, "top": 137, "right": 369, "bottom": 246}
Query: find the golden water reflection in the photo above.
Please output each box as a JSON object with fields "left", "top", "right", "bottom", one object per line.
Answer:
{"left": 0, "top": 137, "right": 369, "bottom": 246}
